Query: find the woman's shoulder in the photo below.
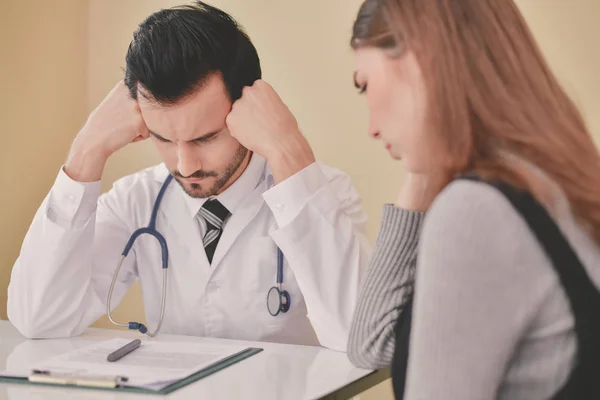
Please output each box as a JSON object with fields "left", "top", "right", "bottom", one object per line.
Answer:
{"left": 425, "top": 177, "right": 598, "bottom": 260}
{"left": 420, "top": 176, "right": 600, "bottom": 296}
{"left": 418, "top": 178, "right": 556, "bottom": 291}
{"left": 424, "top": 178, "right": 524, "bottom": 237}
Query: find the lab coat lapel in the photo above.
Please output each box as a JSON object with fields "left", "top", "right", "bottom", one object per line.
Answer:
{"left": 209, "top": 177, "right": 270, "bottom": 270}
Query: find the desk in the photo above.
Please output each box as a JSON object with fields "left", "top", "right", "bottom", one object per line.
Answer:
{"left": 0, "top": 321, "right": 388, "bottom": 399}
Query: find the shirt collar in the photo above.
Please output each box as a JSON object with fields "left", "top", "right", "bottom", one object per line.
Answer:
{"left": 181, "top": 153, "right": 267, "bottom": 219}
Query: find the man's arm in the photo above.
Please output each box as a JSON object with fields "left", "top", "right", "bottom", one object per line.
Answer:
{"left": 262, "top": 163, "right": 371, "bottom": 351}
{"left": 8, "top": 169, "right": 137, "bottom": 338}
{"left": 8, "top": 81, "right": 149, "bottom": 338}
{"left": 225, "top": 79, "right": 373, "bottom": 350}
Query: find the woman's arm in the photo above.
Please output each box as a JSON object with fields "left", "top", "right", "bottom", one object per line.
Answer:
{"left": 347, "top": 205, "right": 425, "bottom": 368}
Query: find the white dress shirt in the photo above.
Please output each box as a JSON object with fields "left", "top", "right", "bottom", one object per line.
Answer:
{"left": 7, "top": 154, "right": 371, "bottom": 351}
{"left": 186, "top": 152, "right": 265, "bottom": 237}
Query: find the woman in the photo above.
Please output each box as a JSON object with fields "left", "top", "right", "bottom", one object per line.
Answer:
{"left": 347, "top": 0, "right": 600, "bottom": 399}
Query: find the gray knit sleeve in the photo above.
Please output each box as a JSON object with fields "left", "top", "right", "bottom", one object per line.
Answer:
{"left": 347, "top": 204, "right": 425, "bottom": 369}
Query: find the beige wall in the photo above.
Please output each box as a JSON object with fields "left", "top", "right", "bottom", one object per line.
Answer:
{"left": 517, "top": 0, "right": 600, "bottom": 144}
{"left": 0, "top": 0, "right": 89, "bottom": 320}
{"left": 1, "top": 1, "right": 598, "bottom": 399}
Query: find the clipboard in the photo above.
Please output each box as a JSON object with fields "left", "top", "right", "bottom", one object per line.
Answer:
{"left": 0, "top": 347, "right": 263, "bottom": 395}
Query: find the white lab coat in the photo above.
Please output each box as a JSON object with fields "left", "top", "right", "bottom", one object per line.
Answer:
{"left": 7, "top": 155, "right": 371, "bottom": 351}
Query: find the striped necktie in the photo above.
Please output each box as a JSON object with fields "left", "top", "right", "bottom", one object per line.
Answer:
{"left": 198, "top": 198, "right": 230, "bottom": 264}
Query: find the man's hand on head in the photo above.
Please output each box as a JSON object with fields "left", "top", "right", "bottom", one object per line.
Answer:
{"left": 65, "top": 81, "right": 149, "bottom": 182}
{"left": 225, "top": 80, "right": 315, "bottom": 184}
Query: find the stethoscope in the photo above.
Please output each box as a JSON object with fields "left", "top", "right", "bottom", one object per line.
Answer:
{"left": 107, "top": 174, "right": 290, "bottom": 337}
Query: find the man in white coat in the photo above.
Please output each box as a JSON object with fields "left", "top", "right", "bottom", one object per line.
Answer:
{"left": 7, "top": 2, "right": 371, "bottom": 351}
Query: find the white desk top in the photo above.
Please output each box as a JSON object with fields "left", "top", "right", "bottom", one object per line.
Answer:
{"left": 0, "top": 321, "right": 385, "bottom": 399}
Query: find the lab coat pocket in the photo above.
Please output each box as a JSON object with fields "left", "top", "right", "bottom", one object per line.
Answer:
{"left": 247, "top": 236, "right": 279, "bottom": 294}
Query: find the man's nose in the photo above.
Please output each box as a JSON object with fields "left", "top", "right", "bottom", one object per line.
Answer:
{"left": 177, "top": 145, "right": 202, "bottom": 177}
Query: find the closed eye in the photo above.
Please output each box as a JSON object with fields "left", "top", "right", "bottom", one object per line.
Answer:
{"left": 150, "top": 132, "right": 171, "bottom": 143}
{"left": 192, "top": 131, "right": 219, "bottom": 144}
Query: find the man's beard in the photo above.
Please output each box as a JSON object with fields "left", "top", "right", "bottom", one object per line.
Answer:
{"left": 172, "top": 145, "right": 249, "bottom": 198}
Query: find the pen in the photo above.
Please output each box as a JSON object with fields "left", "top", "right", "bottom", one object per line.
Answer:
{"left": 29, "top": 370, "right": 129, "bottom": 388}
{"left": 107, "top": 339, "right": 142, "bottom": 362}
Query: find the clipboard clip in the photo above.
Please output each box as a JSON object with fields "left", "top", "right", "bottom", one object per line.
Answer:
{"left": 29, "top": 369, "right": 129, "bottom": 389}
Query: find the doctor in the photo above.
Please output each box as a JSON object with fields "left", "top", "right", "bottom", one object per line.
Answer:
{"left": 7, "top": 2, "right": 370, "bottom": 351}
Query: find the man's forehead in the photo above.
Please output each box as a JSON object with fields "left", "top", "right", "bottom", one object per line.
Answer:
{"left": 138, "top": 85, "right": 231, "bottom": 140}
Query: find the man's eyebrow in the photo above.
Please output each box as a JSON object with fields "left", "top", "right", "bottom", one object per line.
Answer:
{"left": 148, "top": 129, "right": 223, "bottom": 143}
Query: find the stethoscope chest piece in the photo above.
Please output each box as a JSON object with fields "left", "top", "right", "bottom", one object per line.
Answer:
{"left": 267, "top": 285, "right": 290, "bottom": 317}
{"left": 266, "top": 247, "right": 290, "bottom": 317}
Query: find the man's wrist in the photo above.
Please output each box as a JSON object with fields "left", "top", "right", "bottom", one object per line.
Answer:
{"left": 266, "top": 134, "right": 316, "bottom": 184}
{"left": 64, "top": 139, "right": 108, "bottom": 183}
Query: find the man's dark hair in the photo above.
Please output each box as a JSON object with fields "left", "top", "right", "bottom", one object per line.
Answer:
{"left": 124, "top": 1, "right": 261, "bottom": 104}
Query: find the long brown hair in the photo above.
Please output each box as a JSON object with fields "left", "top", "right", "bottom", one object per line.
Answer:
{"left": 352, "top": 0, "right": 600, "bottom": 243}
